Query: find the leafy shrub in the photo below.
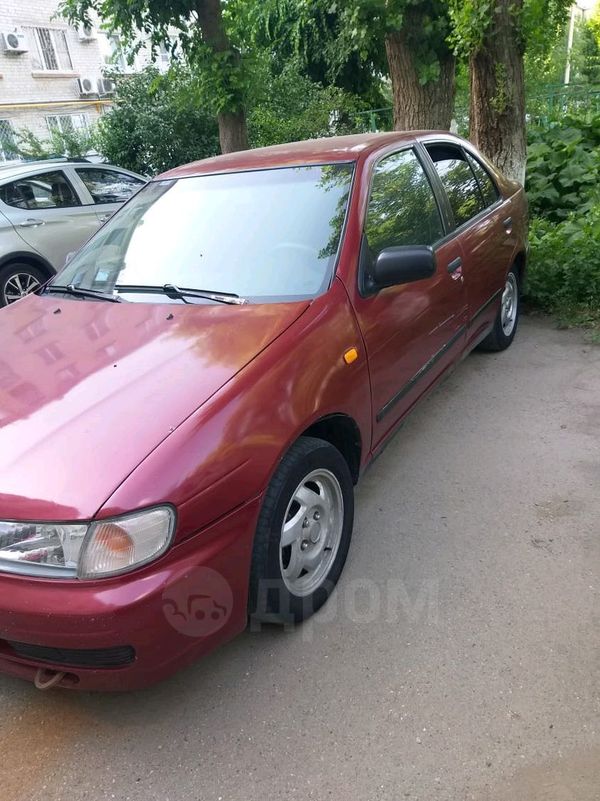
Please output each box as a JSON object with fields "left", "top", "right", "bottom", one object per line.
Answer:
{"left": 526, "top": 115, "right": 600, "bottom": 221}
{"left": 526, "top": 206, "right": 600, "bottom": 316}
{"left": 96, "top": 67, "right": 220, "bottom": 175}
{"left": 247, "top": 59, "right": 366, "bottom": 149}
{"left": 6, "top": 125, "right": 96, "bottom": 161}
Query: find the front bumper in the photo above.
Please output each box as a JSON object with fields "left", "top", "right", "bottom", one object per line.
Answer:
{"left": 0, "top": 497, "right": 261, "bottom": 691}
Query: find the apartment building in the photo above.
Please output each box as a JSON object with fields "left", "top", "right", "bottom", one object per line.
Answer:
{"left": 0, "top": 0, "right": 168, "bottom": 161}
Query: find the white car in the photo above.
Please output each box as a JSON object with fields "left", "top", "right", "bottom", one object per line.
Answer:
{"left": 0, "top": 159, "right": 146, "bottom": 306}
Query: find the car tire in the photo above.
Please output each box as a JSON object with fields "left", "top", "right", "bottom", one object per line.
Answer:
{"left": 0, "top": 262, "right": 46, "bottom": 307}
{"left": 248, "top": 436, "right": 354, "bottom": 625}
{"left": 478, "top": 268, "right": 520, "bottom": 352}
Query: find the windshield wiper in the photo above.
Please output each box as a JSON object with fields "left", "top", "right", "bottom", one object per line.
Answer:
{"left": 45, "top": 284, "right": 124, "bottom": 303}
{"left": 116, "top": 284, "right": 247, "bottom": 305}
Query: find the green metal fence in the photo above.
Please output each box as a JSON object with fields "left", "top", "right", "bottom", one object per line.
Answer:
{"left": 528, "top": 84, "right": 600, "bottom": 125}
{"left": 349, "top": 84, "right": 600, "bottom": 133}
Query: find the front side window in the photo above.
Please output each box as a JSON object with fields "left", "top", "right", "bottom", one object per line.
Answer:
{"left": 426, "top": 144, "right": 485, "bottom": 228}
{"left": 76, "top": 168, "right": 145, "bottom": 204}
{"left": 32, "top": 28, "right": 73, "bottom": 71}
{"left": 364, "top": 149, "right": 443, "bottom": 257}
{"left": 52, "top": 164, "right": 354, "bottom": 302}
{"left": 0, "top": 171, "right": 80, "bottom": 209}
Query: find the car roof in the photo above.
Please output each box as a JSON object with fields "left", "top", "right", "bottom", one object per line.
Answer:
{"left": 0, "top": 160, "right": 145, "bottom": 183}
{"left": 157, "top": 131, "right": 451, "bottom": 180}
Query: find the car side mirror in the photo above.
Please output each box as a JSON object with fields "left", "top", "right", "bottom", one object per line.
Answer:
{"left": 371, "top": 246, "right": 436, "bottom": 290}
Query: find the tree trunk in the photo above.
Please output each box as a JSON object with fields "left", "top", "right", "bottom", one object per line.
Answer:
{"left": 385, "top": 22, "right": 455, "bottom": 131}
{"left": 469, "top": 0, "right": 526, "bottom": 184}
{"left": 196, "top": 0, "right": 248, "bottom": 153}
{"left": 217, "top": 110, "right": 248, "bottom": 153}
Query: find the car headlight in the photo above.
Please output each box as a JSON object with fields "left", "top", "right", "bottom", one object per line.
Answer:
{"left": 0, "top": 506, "right": 175, "bottom": 579}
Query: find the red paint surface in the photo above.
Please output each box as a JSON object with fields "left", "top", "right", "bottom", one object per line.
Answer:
{"left": 0, "top": 133, "right": 527, "bottom": 689}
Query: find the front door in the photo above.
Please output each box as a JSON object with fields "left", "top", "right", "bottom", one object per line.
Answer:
{"left": 347, "top": 147, "right": 468, "bottom": 451}
{"left": 0, "top": 169, "right": 100, "bottom": 272}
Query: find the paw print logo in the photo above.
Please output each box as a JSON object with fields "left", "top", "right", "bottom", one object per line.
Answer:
{"left": 162, "top": 567, "right": 233, "bottom": 637}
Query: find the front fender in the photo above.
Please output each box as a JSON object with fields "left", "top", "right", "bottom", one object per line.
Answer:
{"left": 97, "top": 279, "right": 372, "bottom": 543}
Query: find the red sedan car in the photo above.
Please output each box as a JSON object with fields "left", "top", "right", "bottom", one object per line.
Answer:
{"left": 0, "top": 132, "right": 526, "bottom": 690}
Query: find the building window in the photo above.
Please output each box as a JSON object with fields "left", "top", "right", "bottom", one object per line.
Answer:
{"left": 101, "top": 33, "right": 128, "bottom": 71}
{"left": 36, "top": 342, "right": 64, "bottom": 365}
{"left": 31, "top": 27, "right": 73, "bottom": 71}
{"left": 46, "top": 113, "right": 89, "bottom": 136}
{"left": 0, "top": 120, "right": 16, "bottom": 163}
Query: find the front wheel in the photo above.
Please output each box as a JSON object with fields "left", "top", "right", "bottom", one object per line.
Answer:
{"left": 479, "top": 268, "right": 520, "bottom": 352}
{"left": 249, "top": 436, "right": 354, "bottom": 624}
{"left": 0, "top": 263, "right": 46, "bottom": 307}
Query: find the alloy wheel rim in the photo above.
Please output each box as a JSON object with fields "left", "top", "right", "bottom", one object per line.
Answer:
{"left": 4, "top": 273, "right": 41, "bottom": 305}
{"left": 501, "top": 273, "right": 518, "bottom": 336}
{"left": 280, "top": 468, "right": 344, "bottom": 597}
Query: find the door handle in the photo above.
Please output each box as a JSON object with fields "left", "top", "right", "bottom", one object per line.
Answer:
{"left": 503, "top": 216, "right": 513, "bottom": 233}
{"left": 98, "top": 213, "right": 112, "bottom": 223}
{"left": 20, "top": 218, "right": 45, "bottom": 228}
{"left": 447, "top": 256, "right": 462, "bottom": 273}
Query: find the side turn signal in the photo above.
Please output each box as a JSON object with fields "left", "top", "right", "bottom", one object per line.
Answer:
{"left": 343, "top": 347, "right": 359, "bottom": 365}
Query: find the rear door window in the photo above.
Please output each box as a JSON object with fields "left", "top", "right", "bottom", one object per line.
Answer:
{"left": 465, "top": 152, "right": 500, "bottom": 207}
{"left": 364, "top": 148, "right": 444, "bottom": 256}
{"left": 0, "top": 170, "right": 80, "bottom": 209}
{"left": 425, "top": 144, "right": 485, "bottom": 228}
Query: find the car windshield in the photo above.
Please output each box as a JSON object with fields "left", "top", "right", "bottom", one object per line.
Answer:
{"left": 52, "top": 163, "right": 354, "bottom": 303}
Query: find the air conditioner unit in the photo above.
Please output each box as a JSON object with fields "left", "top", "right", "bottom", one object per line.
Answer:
{"left": 2, "top": 30, "right": 29, "bottom": 54}
{"left": 78, "top": 24, "right": 96, "bottom": 41}
{"left": 97, "top": 77, "right": 116, "bottom": 96}
{"left": 78, "top": 76, "right": 96, "bottom": 96}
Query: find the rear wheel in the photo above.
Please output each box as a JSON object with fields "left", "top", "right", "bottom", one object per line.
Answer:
{"left": 0, "top": 263, "right": 46, "bottom": 307}
{"left": 479, "top": 268, "right": 520, "bottom": 352}
{"left": 249, "top": 437, "right": 354, "bottom": 624}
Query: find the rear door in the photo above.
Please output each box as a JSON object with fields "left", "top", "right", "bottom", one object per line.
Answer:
{"left": 70, "top": 166, "right": 146, "bottom": 225}
{"left": 348, "top": 146, "right": 468, "bottom": 449}
{"left": 420, "top": 141, "right": 515, "bottom": 347}
{"left": 0, "top": 168, "right": 100, "bottom": 271}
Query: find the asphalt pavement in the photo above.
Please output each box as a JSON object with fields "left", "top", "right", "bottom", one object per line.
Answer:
{"left": 1, "top": 315, "right": 599, "bottom": 801}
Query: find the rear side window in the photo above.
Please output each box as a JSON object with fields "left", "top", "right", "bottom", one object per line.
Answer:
{"left": 75, "top": 168, "right": 145, "bottom": 204}
{"left": 466, "top": 152, "right": 499, "bottom": 207}
{"left": 0, "top": 170, "right": 80, "bottom": 209}
{"left": 364, "top": 149, "right": 443, "bottom": 255}
{"left": 426, "top": 144, "right": 485, "bottom": 228}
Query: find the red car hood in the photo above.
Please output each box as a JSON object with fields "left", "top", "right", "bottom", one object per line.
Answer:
{"left": 0, "top": 295, "right": 308, "bottom": 520}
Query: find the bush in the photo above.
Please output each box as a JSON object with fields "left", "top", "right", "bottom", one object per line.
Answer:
{"left": 6, "top": 125, "right": 96, "bottom": 161}
{"left": 247, "top": 58, "right": 367, "bottom": 149}
{"left": 526, "top": 115, "right": 600, "bottom": 222}
{"left": 526, "top": 206, "right": 600, "bottom": 318}
{"left": 96, "top": 67, "right": 220, "bottom": 175}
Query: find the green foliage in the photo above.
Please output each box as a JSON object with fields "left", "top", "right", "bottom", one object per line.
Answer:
{"left": 95, "top": 67, "right": 220, "bottom": 174}
{"left": 244, "top": 0, "right": 386, "bottom": 106}
{"left": 5, "top": 125, "right": 96, "bottom": 161}
{"left": 247, "top": 58, "right": 367, "bottom": 148}
{"left": 526, "top": 112, "right": 600, "bottom": 324}
{"left": 450, "top": 0, "right": 571, "bottom": 60}
{"left": 258, "top": 0, "right": 453, "bottom": 89}
{"left": 572, "top": 19, "right": 600, "bottom": 84}
{"left": 60, "top": 0, "right": 248, "bottom": 117}
{"left": 526, "top": 208, "right": 600, "bottom": 317}
{"left": 526, "top": 115, "right": 600, "bottom": 221}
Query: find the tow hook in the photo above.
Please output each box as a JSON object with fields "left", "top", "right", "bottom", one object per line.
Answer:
{"left": 34, "top": 668, "right": 66, "bottom": 690}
